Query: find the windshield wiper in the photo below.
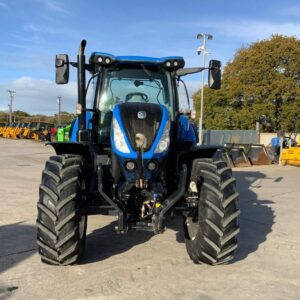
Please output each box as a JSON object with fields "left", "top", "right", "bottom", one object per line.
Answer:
{"left": 141, "top": 64, "right": 155, "bottom": 81}
{"left": 140, "top": 64, "right": 162, "bottom": 105}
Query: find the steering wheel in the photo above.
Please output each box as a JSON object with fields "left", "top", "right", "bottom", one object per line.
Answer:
{"left": 125, "top": 92, "right": 148, "bottom": 102}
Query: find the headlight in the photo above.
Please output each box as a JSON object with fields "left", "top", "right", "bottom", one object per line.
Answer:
{"left": 154, "top": 120, "right": 170, "bottom": 154}
{"left": 112, "top": 117, "right": 130, "bottom": 153}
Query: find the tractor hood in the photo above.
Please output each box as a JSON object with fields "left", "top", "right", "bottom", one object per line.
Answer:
{"left": 111, "top": 103, "right": 170, "bottom": 159}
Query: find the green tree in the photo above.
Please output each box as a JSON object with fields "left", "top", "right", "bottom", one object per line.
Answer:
{"left": 13, "top": 110, "right": 31, "bottom": 117}
{"left": 0, "top": 111, "right": 8, "bottom": 123}
{"left": 193, "top": 35, "right": 300, "bottom": 132}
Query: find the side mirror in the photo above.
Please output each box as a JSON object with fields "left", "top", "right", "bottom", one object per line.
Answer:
{"left": 55, "top": 54, "right": 69, "bottom": 84}
{"left": 208, "top": 60, "right": 221, "bottom": 89}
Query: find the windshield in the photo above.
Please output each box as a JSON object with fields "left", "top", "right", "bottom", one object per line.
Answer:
{"left": 95, "top": 65, "right": 174, "bottom": 143}
{"left": 97, "top": 66, "right": 174, "bottom": 115}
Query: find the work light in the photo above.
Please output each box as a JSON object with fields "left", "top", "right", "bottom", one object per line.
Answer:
{"left": 147, "top": 161, "right": 157, "bottom": 171}
{"left": 125, "top": 161, "right": 136, "bottom": 171}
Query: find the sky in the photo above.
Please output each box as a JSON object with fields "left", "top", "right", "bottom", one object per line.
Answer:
{"left": 0, "top": 0, "right": 300, "bottom": 115}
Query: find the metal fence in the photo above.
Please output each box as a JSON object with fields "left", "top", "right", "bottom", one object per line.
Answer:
{"left": 202, "top": 130, "right": 259, "bottom": 145}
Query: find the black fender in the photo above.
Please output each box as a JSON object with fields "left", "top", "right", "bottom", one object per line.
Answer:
{"left": 47, "top": 142, "right": 95, "bottom": 164}
{"left": 176, "top": 144, "right": 224, "bottom": 183}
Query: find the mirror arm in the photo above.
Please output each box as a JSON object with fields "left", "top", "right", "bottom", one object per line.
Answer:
{"left": 69, "top": 62, "right": 93, "bottom": 72}
{"left": 69, "top": 62, "right": 78, "bottom": 68}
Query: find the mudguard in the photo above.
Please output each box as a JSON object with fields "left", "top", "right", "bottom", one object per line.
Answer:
{"left": 176, "top": 144, "right": 224, "bottom": 177}
{"left": 47, "top": 142, "right": 94, "bottom": 163}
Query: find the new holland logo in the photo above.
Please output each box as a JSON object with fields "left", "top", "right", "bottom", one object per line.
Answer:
{"left": 137, "top": 111, "right": 147, "bottom": 119}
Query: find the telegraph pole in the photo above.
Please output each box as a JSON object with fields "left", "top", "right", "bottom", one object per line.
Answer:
{"left": 197, "top": 33, "right": 213, "bottom": 144}
{"left": 57, "top": 96, "right": 61, "bottom": 125}
{"left": 8, "top": 90, "right": 16, "bottom": 123}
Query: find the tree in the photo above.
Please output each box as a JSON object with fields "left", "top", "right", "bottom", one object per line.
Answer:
{"left": 193, "top": 35, "right": 300, "bottom": 132}
{"left": 13, "top": 110, "right": 30, "bottom": 117}
{"left": 0, "top": 111, "right": 8, "bottom": 123}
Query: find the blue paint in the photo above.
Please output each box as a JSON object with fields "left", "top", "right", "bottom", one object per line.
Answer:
{"left": 70, "top": 111, "right": 93, "bottom": 142}
{"left": 177, "top": 115, "right": 197, "bottom": 144}
{"left": 90, "top": 52, "right": 185, "bottom": 66}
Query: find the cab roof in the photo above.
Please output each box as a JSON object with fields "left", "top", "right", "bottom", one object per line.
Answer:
{"left": 89, "top": 52, "right": 185, "bottom": 69}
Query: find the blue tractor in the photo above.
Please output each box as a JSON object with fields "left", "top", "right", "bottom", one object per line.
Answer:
{"left": 37, "top": 40, "right": 239, "bottom": 266}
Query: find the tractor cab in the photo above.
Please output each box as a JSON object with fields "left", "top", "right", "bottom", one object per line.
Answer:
{"left": 91, "top": 54, "right": 181, "bottom": 145}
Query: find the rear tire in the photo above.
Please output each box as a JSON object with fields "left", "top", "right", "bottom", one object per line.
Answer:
{"left": 184, "top": 158, "right": 239, "bottom": 265}
{"left": 36, "top": 154, "right": 87, "bottom": 265}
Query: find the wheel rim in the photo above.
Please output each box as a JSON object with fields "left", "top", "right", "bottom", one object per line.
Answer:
{"left": 185, "top": 216, "right": 199, "bottom": 240}
{"left": 79, "top": 215, "right": 87, "bottom": 240}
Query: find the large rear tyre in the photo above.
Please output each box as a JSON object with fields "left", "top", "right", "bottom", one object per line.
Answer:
{"left": 184, "top": 158, "right": 240, "bottom": 265}
{"left": 36, "top": 154, "right": 87, "bottom": 265}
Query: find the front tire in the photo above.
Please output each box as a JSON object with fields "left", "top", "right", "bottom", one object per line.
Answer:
{"left": 184, "top": 158, "right": 240, "bottom": 265}
{"left": 36, "top": 154, "right": 87, "bottom": 265}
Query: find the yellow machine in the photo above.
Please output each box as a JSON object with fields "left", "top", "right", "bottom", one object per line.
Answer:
{"left": 3, "top": 123, "right": 15, "bottom": 138}
{"left": 281, "top": 137, "right": 300, "bottom": 167}
{"left": 30, "top": 131, "right": 39, "bottom": 141}
{"left": 22, "top": 122, "right": 37, "bottom": 139}
{"left": 1, "top": 123, "right": 8, "bottom": 137}
{"left": 18, "top": 122, "right": 30, "bottom": 138}
{"left": 0, "top": 123, "right": 7, "bottom": 136}
{"left": 15, "top": 122, "right": 25, "bottom": 138}
{"left": 28, "top": 122, "right": 53, "bottom": 141}
{"left": 16, "top": 122, "right": 29, "bottom": 138}
{"left": 9, "top": 122, "right": 23, "bottom": 139}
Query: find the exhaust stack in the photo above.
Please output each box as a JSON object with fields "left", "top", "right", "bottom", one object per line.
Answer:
{"left": 77, "top": 40, "right": 87, "bottom": 141}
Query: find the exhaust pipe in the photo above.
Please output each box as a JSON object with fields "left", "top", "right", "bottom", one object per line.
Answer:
{"left": 77, "top": 40, "right": 87, "bottom": 141}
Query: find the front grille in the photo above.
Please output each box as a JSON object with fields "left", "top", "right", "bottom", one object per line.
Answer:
{"left": 119, "top": 103, "right": 162, "bottom": 151}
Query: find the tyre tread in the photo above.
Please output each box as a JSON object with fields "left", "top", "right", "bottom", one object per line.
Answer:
{"left": 36, "top": 154, "right": 86, "bottom": 266}
{"left": 184, "top": 158, "right": 239, "bottom": 265}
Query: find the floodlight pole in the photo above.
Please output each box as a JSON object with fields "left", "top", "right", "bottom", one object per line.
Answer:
{"left": 197, "top": 33, "right": 213, "bottom": 144}
{"left": 8, "top": 90, "right": 16, "bottom": 123}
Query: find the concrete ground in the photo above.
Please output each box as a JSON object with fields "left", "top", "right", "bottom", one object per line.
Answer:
{"left": 0, "top": 138, "right": 300, "bottom": 300}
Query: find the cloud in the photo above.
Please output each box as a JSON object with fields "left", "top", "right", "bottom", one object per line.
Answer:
{"left": 42, "top": 0, "right": 70, "bottom": 15}
{"left": 0, "top": 77, "right": 81, "bottom": 115}
{"left": 22, "top": 23, "right": 55, "bottom": 34}
{"left": 0, "top": 2, "right": 8, "bottom": 9}
{"left": 197, "top": 19, "right": 300, "bottom": 41}
{"left": 0, "top": 105, "right": 9, "bottom": 112}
